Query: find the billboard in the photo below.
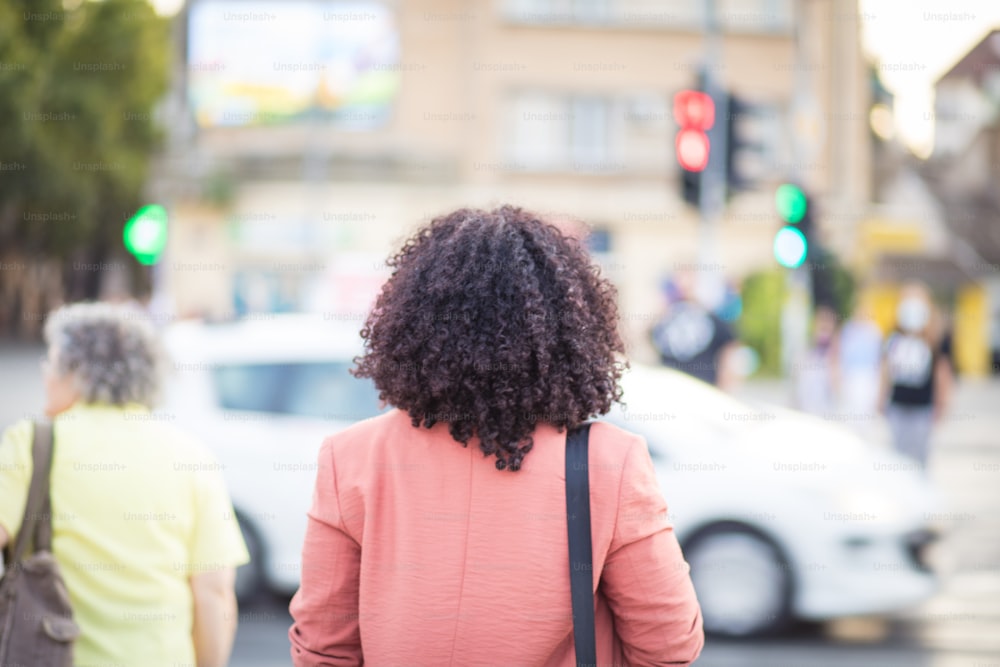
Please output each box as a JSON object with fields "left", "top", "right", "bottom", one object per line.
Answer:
{"left": 187, "top": 1, "right": 399, "bottom": 128}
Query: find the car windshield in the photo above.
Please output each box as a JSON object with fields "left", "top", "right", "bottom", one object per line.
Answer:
{"left": 212, "top": 361, "right": 386, "bottom": 422}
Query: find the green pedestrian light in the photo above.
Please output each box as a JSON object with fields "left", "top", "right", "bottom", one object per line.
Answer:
{"left": 775, "top": 183, "right": 807, "bottom": 224}
{"left": 773, "top": 226, "right": 807, "bottom": 268}
{"left": 124, "top": 204, "right": 168, "bottom": 265}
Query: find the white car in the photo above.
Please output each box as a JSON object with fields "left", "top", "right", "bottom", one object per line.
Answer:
{"left": 161, "top": 316, "right": 940, "bottom": 636}
{"left": 161, "top": 315, "right": 387, "bottom": 599}
{"left": 609, "top": 364, "right": 940, "bottom": 636}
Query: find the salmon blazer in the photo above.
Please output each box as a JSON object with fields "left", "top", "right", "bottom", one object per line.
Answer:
{"left": 289, "top": 408, "right": 704, "bottom": 666}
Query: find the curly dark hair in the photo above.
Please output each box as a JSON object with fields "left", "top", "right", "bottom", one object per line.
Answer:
{"left": 352, "top": 205, "right": 627, "bottom": 471}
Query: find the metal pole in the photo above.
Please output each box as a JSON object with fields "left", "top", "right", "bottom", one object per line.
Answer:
{"left": 697, "top": 0, "right": 727, "bottom": 310}
{"left": 783, "top": 0, "right": 813, "bottom": 375}
{"left": 144, "top": 3, "right": 190, "bottom": 328}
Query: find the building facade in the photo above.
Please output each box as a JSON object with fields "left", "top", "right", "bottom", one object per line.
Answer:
{"left": 158, "top": 0, "right": 873, "bottom": 358}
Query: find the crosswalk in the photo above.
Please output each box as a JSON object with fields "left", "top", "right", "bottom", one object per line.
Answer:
{"left": 905, "top": 385, "right": 1000, "bottom": 658}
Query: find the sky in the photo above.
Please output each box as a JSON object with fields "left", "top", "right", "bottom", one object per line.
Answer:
{"left": 860, "top": 0, "right": 1000, "bottom": 157}
{"left": 150, "top": 0, "right": 998, "bottom": 158}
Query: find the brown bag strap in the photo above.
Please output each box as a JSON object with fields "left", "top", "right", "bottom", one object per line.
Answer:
{"left": 33, "top": 421, "right": 55, "bottom": 553}
{"left": 7, "top": 421, "right": 55, "bottom": 564}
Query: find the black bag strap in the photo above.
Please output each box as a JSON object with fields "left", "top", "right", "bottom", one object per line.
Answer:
{"left": 5, "top": 421, "right": 55, "bottom": 565}
{"left": 566, "top": 422, "right": 596, "bottom": 667}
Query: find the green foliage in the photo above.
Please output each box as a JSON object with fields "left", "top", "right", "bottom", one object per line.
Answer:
{"left": 739, "top": 256, "right": 858, "bottom": 378}
{"left": 202, "top": 169, "right": 236, "bottom": 208}
{"left": 0, "top": 0, "right": 170, "bottom": 258}
{"left": 738, "top": 268, "right": 786, "bottom": 377}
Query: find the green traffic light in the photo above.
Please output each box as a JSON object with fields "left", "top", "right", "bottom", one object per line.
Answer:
{"left": 124, "top": 204, "right": 168, "bottom": 265}
{"left": 773, "top": 225, "right": 807, "bottom": 268}
{"left": 775, "top": 183, "right": 807, "bottom": 224}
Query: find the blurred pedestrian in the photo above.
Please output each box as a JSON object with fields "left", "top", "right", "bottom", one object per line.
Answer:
{"left": 0, "top": 303, "right": 249, "bottom": 667}
{"left": 289, "top": 206, "right": 704, "bottom": 666}
{"left": 650, "top": 268, "right": 739, "bottom": 391}
{"left": 793, "top": 305, "right": 839, "bottom": 416}
{"left": 837, "top": 295, "right": 883, "bottom": 436}
{"left": 879, "top": 283, "right": 953, "bottom": 468}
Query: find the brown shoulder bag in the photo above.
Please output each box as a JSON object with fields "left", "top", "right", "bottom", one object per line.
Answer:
{"left": 0, "top": 421, "right": 80, "bottom": 665}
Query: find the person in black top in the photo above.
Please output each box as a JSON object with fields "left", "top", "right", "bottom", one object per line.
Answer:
{"left": 879, "top": 282, "right": 953, "bottom": 468}
{"left": 650, "top": 269, "right": 737, "bottom": 390}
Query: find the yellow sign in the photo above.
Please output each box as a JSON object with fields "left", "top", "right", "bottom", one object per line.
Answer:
{"left": 855, "top": 220, "right": 926, "bottom": 268}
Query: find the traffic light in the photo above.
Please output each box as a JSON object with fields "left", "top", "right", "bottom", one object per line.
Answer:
{"left": 773, "top": 183, "right": 812, "bottom": 268}
{"left": 775, "top": 183, "right": 807, "bottom": 223}
{"left": 123, "top": 204, "right": 168, "bottom": 265}
{"left": 673, "top": 89, "right": 715, "bottom": 206}
{"left": 773, "top": 226, "right": 807, "bottom": 268}
{"left": 809, "top": 245, "right": 838, "bottom": 309}
{"left": 724, "top": 93, "right": 762, "bottom": 193}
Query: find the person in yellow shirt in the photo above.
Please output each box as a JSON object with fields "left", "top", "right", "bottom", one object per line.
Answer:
{"left": 0, "top": 302, "right": 249, "bottom": 667}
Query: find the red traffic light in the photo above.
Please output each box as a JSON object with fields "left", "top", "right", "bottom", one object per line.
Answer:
{"left": 673, "top": 90, "right": 715, "bottom": 130}
{"left": 676, "top": 128, "right": 710, "bottom": 172}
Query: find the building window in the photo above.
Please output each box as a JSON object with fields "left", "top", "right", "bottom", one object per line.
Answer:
{"left": 570, "top": 96, "right": 611, "bottom": 170}
{"left": 717, "top": 0, "right": 793, "bottom": 33}
{"left": 504, "top": 0, "right": 610, "bottom": 24}
{"left": 506, "top": 92, "right": 570, "bottom": 170}
{"left": 505, "top": 91, "right": 669, "bottom": 173}
{"left": 504, "top": 90, "right": 787, "bottom": 182}
{"left": 502, "top": 0, "right": 791, "bottom": 32}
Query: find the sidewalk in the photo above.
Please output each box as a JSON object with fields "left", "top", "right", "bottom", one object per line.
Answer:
{"left": 734, "top": 374, "right": 1000, "bottom": 445}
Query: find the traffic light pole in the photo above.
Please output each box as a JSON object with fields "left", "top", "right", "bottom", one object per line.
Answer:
{"left": 697, "top": 0, "right": 727, "bottom": 310}
{"left": 782, "top": 0, "right": 814, "bottom": 376}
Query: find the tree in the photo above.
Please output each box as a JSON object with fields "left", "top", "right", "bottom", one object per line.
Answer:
{"left": 738, "top": 268, "right": 786, "bottom": 377}
{"left": 0, "top": 0, "right": 170, "bottom": 337}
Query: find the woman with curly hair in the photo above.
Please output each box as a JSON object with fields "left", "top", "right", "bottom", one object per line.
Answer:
{"left": 289, "top": 206, "right": 704, "bottom": 666}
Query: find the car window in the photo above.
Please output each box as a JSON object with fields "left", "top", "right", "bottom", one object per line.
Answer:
{"left": 645, "top": 439, "right": 666, "bottom": 462}
{"left": 213, "top": 362, "right": 386, "bottom": 422}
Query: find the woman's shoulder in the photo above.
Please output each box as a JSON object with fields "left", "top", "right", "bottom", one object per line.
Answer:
{"left": 318, "top": 408, "right": 411, "bottom": 459}
{"left": 321, "top": 412, "right": 646, "bottom": 448}
{"left": 317, "top": 412, "right": 650, "bottom": 483}
{"left": 325, "top": 407, "right": 406, "bottom": 440}
{"left": 587, "top": 419, "right": 647, "bottom": 451}
{"left": 585, "top": 420, "right": 651, "bottom": 473}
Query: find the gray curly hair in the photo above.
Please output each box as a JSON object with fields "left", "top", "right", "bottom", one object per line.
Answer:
{"left": 44, "top": 302, "right": 164, "bottom": 407}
